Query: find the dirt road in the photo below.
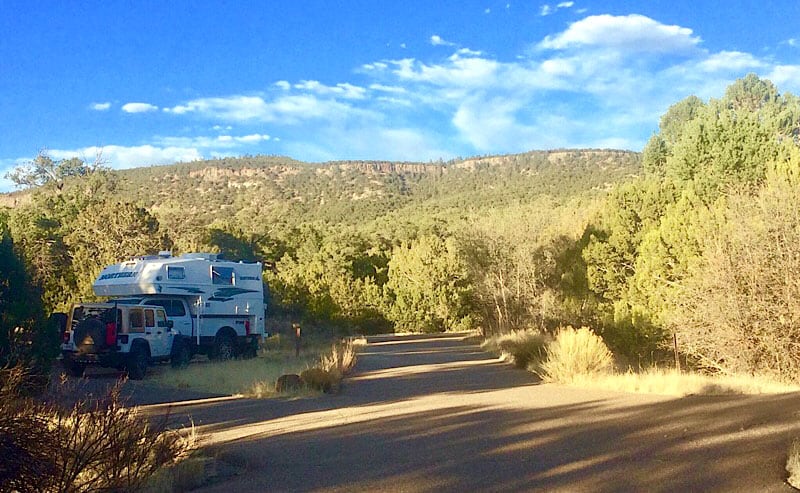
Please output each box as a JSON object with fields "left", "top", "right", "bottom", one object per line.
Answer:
{"left": 149, "top": 333, "right": 800, "bottom": 492}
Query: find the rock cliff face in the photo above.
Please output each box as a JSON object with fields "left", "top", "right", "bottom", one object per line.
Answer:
{"left": 0, "top": 149, "right": 640, "bottom": 210}
{"left": 325, "top": 161, "right": 442, "bottom": 175}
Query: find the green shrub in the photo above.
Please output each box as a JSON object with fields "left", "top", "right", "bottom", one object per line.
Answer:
{"left": 536, "top": 326, "right": 613, "bottom": 383}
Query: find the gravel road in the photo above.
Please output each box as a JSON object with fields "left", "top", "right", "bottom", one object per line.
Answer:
{"left": 139, "top": 333, "right": 800, "bottom": 492}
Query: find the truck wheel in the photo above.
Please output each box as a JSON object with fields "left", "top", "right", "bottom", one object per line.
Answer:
{"left": 213, "top": 333, "right": 235, "bottom": 361}
{"left": 171, "top": 340, "right": 191, "bottom": 369}
{"left": 127, "top": 344, "right": 149, "bottom": 380}
{"left": 63, "top": 360, "right": 86, "bottom": 378}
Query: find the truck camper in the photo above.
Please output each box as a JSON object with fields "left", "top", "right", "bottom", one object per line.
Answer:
{"left": 60, "top": 252, "right": 268, "bottom": 378}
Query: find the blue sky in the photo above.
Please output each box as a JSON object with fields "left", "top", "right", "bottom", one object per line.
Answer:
{"left": 1, "top": 1, "right": 799, "bottom": 191}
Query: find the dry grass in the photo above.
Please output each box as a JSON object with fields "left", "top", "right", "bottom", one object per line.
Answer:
{"left": 480, "top": 327, "right": 799, "bottom": 396}
{"left": 149, "top": 336, "right": 361, "bottom": 398}
{"left": 787, "top": 439, "right": 800, "bottom": 489}
{"left": 536, "top": 326, "right": 613, "bottom": 383}
{"left": 482, "top": 329, "right": 550, "bottom": 369}
{"left": 565, "top": 368, "right": 799, "bottom": 396}
{"left": 150, "top": 351, "right": 318, "bottom": 398}
{"left": 1, "top": 367, "right": 197, "bottom": 492}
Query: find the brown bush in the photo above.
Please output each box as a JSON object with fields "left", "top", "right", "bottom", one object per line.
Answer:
{"left": 672, "top": 179, "right": 800, "bottom": 379}
{"left": 0, "top": 366, "right": 196, "bottom": 492}
{"left": 300, "top": 368, "right": 338, "bottom": 393}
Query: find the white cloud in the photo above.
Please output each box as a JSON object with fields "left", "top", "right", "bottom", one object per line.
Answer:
{"left": 430, "top": 35, "right": 456, "bottom": 47}
{"left": 484, "top": 8, "right": 491, "bottom": 14}
{"left": 274, "top": 80, "right": 291, "bottom": 90}
{"left": 540, "top": 1, "right": 573, "bottom": 16}
{"left": 697, "top": 51, "right": 764, "bottom": 72}
{"left": 121, "top": 102, "right": 159, "bottom": 113}
{"left": 765, "top": 65, "right": 800, "bottom": 92}
{"left": 362, "top": 61, "right": 388, "bottom": 71}
{"left": 787, "top": 38, "right": 797, "bottom": 47}
{"left": 165, "top": 93, "right": 374, "bottom": 125}
{"left": 91, "top": 102, "right": 111, "bottom": 111}
{"left": 400, "top": 43, "right": 407, "bottom": 49}
{"left": 294, "top": 80, "right": 366, "bottom": 99}
{"left": 369, "top": 84, "right": 407, "bottom": 94}
{"left": 539, "top": 14, "right": 701, "bottom": 53}
{"left": 155, "top": 133, "right": 271, "bottom": 149}
{"left": 48, "top": 145, "right": 202, "bottom": 169}
{"left": 390, "top": 55, "right": 500, "bottom": 88}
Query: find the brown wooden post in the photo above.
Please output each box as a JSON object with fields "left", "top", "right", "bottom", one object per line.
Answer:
{"left": 673, "top": 332, "right": 681, "bottom": 373}
{"left": 293, "top": 323, "right": 301, "bottom": 357}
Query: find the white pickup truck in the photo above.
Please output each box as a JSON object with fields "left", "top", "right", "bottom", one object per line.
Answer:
{"left": 60, "top": 252, "right": 269, "bottom": 379}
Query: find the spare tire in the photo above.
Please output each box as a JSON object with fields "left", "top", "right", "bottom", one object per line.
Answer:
{"left": 73, "top": 317, "right": 106, "bottom": 352}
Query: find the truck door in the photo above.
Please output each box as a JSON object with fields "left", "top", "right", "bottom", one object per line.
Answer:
{"left": 145, "top": 308, "right": 172, "bottom": 358}
{"left": 146, "top": 299, "right": 193, "bottom": 338}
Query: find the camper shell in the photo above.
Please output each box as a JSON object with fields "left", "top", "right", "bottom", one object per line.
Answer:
{"left": 93, "top": 252, "right": 267, "bottom": 359}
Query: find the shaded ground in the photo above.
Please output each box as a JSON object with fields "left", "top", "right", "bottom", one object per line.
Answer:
{"left": 136, "top": 334, "right": 799, "bottom": 492}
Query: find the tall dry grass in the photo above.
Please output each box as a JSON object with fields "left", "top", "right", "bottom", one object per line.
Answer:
{"left": 787, "top": 439, "right": 800, "bottom": 489}
{"left": 150, "top": 335, "right": 362, "bottom": 398}
{"left": 536, "top": 326, "right": 613, "bottom": 383}
{"left": 482, "top": 329, "right": 550, "bottom": 369}
{"left": 0, "top": 366, "right": 196, "bottom": 492}
{"left": 482, "top": 325, "right": 799, "bottom": 396}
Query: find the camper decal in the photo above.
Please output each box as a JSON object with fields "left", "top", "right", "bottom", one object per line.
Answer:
{"left": 98, "top": 271, "right": 137, "bottom": 280}
{"left": 169, "top": 286, "right": 205, "bottom": 294}
{"left": 209, "top": 287, "right": 258, "bottom": 302}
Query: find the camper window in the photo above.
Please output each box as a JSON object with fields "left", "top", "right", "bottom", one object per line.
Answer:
{"left": 129, "top": 309, "right": 144, "bottom": 333}
{"left": 211, "top": 266, "right": 234, "bottom": 285}
{"left": 145, "top": 309, "right": 155, "bottom": 328}
{"left": 167, "top": 266, "right": 185, "bottom": 280}
{"left": 149, "top": 299, "right": 186, "bottom": 317}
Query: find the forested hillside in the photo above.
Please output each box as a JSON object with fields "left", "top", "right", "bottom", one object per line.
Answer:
{"left": 3, "top": 74, "right": 800, "bottom": 382}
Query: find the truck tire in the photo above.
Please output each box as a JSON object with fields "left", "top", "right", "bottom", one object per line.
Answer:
{"left": 127, "top": 343, "right": 149, "bottom": 380}
{"left": 63, "top": 360, "right": 86, "bottom": 378}
{"left": 212, "top": 332, "right": 235, "bottom": 361}
{"left": 171, "top": 340, "right": 191, "bottom": 369}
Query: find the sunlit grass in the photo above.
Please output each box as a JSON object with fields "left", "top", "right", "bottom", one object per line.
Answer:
{"left": 149, "top": 335, "right": 364, "bottom": 398}
{"left": 480, "top": 328, "right": 799, "bottom": 396}
{"left": 482, "top": 329, "right": 549, "bottom": 369}
{"left": 787, "top": 439, "right": 800, "bottom": 489}
{"left": 149, "top": 351, "right": 319, "bottom": 398}
{"left": 566, "top": 368, "right": 800, "bottom": 396}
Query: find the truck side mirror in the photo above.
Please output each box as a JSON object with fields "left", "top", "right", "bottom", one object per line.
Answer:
{"left": 167, "top": 320, "right": 174, "bottom": 329}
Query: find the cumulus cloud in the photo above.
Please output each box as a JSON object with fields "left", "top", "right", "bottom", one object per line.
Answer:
{"left": 539, "top": 14, "right": 701, "bottom": 53}
{"left": 697, "top": 51, "right": 764, "bottom": 72}
{"left": 122, "top": 102, "right": 159, "bottom": 113}
{"left": 48, "top": 145, "right": 202, "bottom": 169}
{"left": 430, "top": 35, "right": 456, "bottom": 47}
{"left": 91, "top": 102, "right": 111, "bottom": 111}
{"left": 765, "top": 65, "right": 800, "bottom": 92}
